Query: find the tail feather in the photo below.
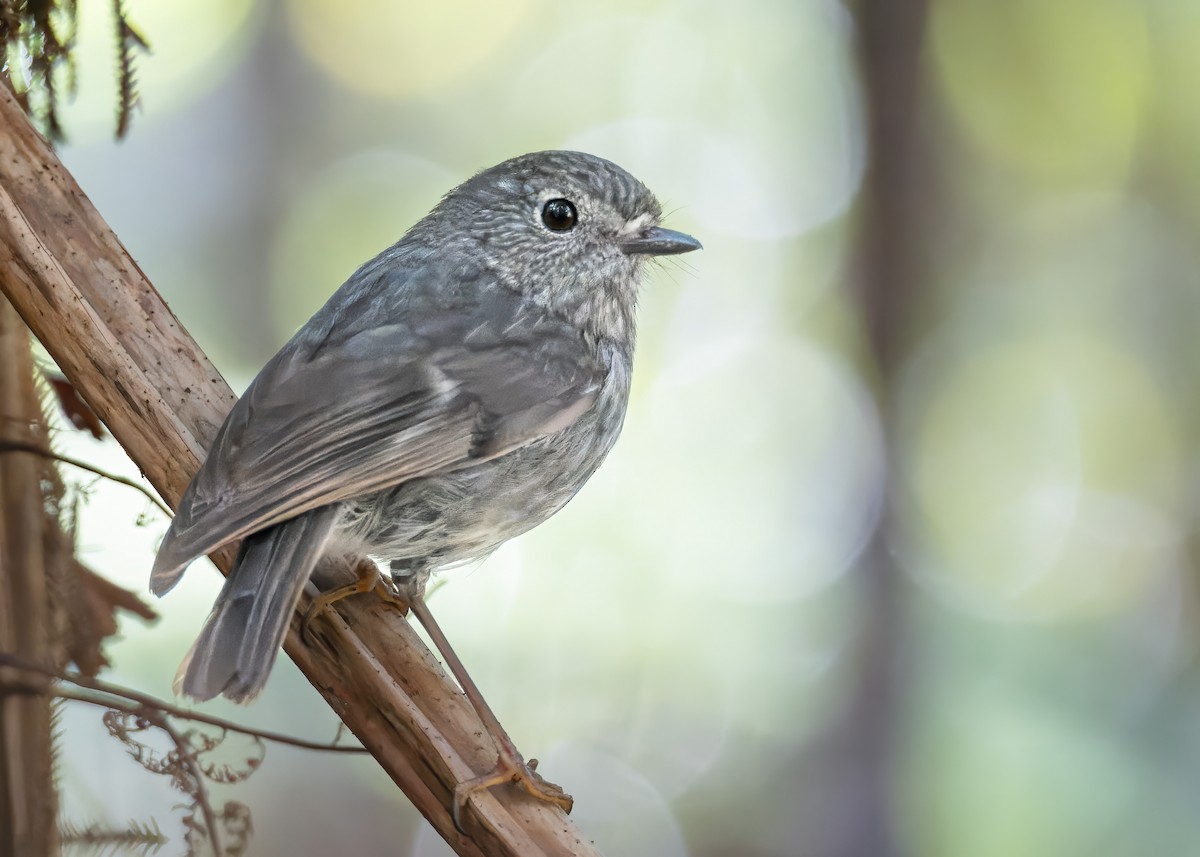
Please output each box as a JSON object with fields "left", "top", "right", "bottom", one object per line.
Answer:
{"left": 175, "top": 506, "right": 340, "bottom": 703}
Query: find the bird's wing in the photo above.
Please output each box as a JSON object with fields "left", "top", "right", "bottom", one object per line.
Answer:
{"left": 151, "top": 263, "right": 604, "bottom": 594}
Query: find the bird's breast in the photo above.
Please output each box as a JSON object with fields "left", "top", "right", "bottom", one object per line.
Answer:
{"left": 341, "top": 346, "right": 633, "bottom": 566}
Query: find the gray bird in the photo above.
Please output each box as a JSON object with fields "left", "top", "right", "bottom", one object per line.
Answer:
{"left": 150, "top": 150, "right": 699, "bottom": 812}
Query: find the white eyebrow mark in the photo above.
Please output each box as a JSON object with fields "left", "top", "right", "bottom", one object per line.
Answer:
{"left": 620, "top": 212, "right": 656, "bottom": 235}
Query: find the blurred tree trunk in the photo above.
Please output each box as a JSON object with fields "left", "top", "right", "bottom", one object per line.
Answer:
{"left": 0, "top": 297, "right": 58, "bottom": 857}
{"left": 815, "top": 2, "right": 935, "bottom": 856}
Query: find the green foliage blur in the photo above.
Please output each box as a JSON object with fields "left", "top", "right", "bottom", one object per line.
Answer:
{"left": 40, "top": 1, "right": 1200, "bottom": 856}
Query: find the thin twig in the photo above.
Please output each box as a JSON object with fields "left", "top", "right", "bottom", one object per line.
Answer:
{"left": 0, "top": 438, "right": 170, "bottom": 515}
{"left": 0, "top": 653, "right": 368, "bottom": 754}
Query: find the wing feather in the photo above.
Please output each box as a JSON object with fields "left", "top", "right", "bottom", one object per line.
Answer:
{"left": 152, "top": 261, "right": 603, "bottom": 594}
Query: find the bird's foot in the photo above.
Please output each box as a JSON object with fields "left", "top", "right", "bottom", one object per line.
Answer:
{"left": 403, "top": 588, "right": 572, "bottom": 830}
{"left": 302, "top": 558, "right": 409, "bottom": 643}
{"left": 453, "top": 749, "right": 573, "bottom": 831}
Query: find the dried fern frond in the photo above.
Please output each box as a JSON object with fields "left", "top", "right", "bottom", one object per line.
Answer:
{"left": 103, "top": 709, "right": 257, "bottom": 855}
{"left": 60, "top": 816, "right": 167, "bottom": 856}
{"left": 0, "top": 0, "right": 148, "bottom": 140}
{"left": 111, "top": 0, "right": 146, "bottom": 138}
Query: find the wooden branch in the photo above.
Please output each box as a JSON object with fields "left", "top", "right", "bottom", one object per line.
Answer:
{"left": 0, "top": 84, "right": 598, "bottom": 857}
{"left": 0, "top": 296, "right": 58, "bottom": 857}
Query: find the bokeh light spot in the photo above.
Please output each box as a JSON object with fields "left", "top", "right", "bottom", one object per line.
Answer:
{"left": 930, "top": 0, "right": 1150, "bottom": 183}
{"left": 267, "top": 150, "right": 455, "bottom": 341}
{"left": 905, "top": 332, "right": 1185, "bottom": 620}
{"left": 902, "top": 682, "right": 1139, "bottom": 857}
{"left": 287, "top": 0, "right": 535, "bottom": 99}
{"left": 642, "top": 334, "right": 883, "bottom": 604}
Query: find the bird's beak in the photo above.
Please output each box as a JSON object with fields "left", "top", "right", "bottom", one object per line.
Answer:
{"left": 620, "top": 226, "right": 703, "bottom": 257}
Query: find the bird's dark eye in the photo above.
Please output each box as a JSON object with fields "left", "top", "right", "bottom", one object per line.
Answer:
{"left": 542, "top": 198, "right": 578, "bottom": 232}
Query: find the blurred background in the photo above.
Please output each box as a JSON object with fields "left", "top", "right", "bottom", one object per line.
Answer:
{"left": 28, "top": 0, "right": 1200, "bottom": 854}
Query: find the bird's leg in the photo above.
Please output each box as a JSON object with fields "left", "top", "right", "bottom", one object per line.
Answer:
{"left": 390, "top": 568, "right": 573, "bottom": 830}
{"left": 302, "top": 557, "right": 408, "bottom": 643}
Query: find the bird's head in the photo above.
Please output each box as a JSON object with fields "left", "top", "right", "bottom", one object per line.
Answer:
{"left": 429, "top": 150, "right": 701, "bottom": 344}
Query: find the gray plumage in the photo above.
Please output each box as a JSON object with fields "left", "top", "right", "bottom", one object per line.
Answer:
{"left": 151, "top": 150, "right": 701, "bottom": 703}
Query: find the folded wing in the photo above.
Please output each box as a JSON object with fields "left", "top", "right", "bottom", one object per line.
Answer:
{"left": 151, "top": 261, "right": 603, "bottom": 594}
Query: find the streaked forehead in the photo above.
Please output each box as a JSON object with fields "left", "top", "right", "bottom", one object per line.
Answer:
{"left": 480, "top": 151, "right": 662, "bottom": 221}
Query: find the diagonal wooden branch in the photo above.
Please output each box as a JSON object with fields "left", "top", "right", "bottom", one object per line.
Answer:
{"left": 0, "top": 84, "right": 598, "bottom": 857}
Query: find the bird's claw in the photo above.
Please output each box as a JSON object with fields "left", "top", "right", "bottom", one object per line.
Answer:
{"left": 452, "top": 752, "right": 573, "bottom": 832}
{"left": 301, "top": 559, "right": 409, "bottom": 644}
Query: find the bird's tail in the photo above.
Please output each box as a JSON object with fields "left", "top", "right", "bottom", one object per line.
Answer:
{"left": 175, "top": 506, "right": 340, "bottom": 703}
